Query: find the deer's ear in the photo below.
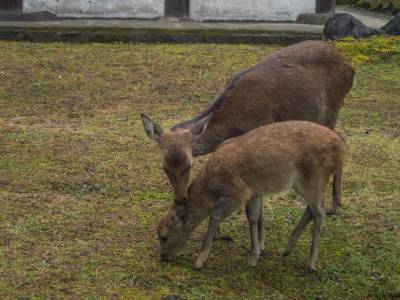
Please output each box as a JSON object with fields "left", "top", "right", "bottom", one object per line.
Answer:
{"left": 189, "top": 115, "right": 210, "bottom": 143}
{"left": 140, "top": 113, "right": 163, "bottom": 143}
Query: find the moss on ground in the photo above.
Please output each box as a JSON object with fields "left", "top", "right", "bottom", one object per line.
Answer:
{"left": 338, "top": 0, "right": 400, "bottom": 13}
{"left": 0, "top": 38, "right": 399, "bottom": 299}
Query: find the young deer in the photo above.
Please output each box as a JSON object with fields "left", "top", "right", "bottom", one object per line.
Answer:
{"left": 157, "top": 121, "right": 347, "bottom": 272}
{"left": 142, "top": 41, "right": 354, "bottom": 214}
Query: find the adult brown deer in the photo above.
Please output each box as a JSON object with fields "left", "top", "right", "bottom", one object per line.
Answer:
{"left": 141, "top": 40, "right": 354, "bottom": 214}
{"left": 157, "top": 121, "right": 347, "bottom": 272}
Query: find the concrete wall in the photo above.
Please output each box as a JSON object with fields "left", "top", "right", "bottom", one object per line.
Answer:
{"left": 23, "top": 0, "right": 165, "bottom": 19}
{"left": 191, "top": 0, "right": 315, "bottom": 21}
{"left": 23, "top": 0, "right": 316, "bottom": 21}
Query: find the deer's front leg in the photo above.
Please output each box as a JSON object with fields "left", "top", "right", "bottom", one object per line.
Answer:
{"left": 194, "top": 197, "right": 240, "bottom": 270}
{"left": 194, "top": 217, "right": 220, "bottom": 270}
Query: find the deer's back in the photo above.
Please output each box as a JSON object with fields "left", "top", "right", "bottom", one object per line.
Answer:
{"left": 200, "top": 121, "right": 347, "bottom": 197}
{"left": 192, "top": 41, "right": 354, "bottom": 156}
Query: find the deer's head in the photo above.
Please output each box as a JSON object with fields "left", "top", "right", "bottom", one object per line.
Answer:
{"left": 140, "top": 113, "right": 209, "bottom": 200}
{"left": 157, "top": 199, "right": 192, "bottom": 261}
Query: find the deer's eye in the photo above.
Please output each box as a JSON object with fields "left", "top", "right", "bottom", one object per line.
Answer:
{"left": 160, "top": 236, "right": 168, "bottom": 242}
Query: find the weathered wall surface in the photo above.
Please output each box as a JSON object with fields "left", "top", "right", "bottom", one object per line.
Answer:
{"left": 23, "top": 0, "right": 164, "bottom": 19}
{"left": 23, "top": 0, "right": 316, "bottom": 20}
{"left": 191, "top": 0, "right": 315, "bottom": 21}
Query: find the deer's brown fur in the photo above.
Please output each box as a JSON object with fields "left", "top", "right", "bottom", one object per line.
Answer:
{"left": 158, "top": 121, "right": 347, "bottom": 271}
{"left": 141, "top": 41, "right": 354, "bottom": 215}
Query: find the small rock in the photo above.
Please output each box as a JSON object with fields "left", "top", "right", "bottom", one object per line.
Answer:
{"left": 381, "top": 14, "right": 400, "bottom": 35}
{"left": 323, "top": 13, "right": 382, "bottom": 40}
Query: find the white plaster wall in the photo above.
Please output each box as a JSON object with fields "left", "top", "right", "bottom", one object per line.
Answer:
{"left": 23, "top": 0, "right": 164, "bottom": 19}
{"left": 191, "top": 0, "right": 315, "bottom": 21}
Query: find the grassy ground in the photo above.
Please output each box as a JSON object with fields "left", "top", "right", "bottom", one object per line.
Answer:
{"left": 0, "top": 37, "right": 399, "bottom": 299}
{"left": 338, "top": 0, "right": 400, "bottom": 13}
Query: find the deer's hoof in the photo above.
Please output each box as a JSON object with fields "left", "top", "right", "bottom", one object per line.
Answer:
{"left": 193, "top": 261, "right": 203, "bottom": 270}
{"left": 248, "top": 253, "right": 259, "bottom": 267}
{"left": 194, "top": 256, "right": 206, "bottom": 270}
{"left": 305, "top": 261, "right": 317, "bottom": 273}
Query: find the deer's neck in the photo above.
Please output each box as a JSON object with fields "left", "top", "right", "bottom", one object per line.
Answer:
{"left": 192, "top": 137, "right": 217, "bottom": 157}
{"left": 192, "top": 124, "right": 226, "bottom": 157}
{"left": 184, "top": 173, "right": 215, "bottom": 227}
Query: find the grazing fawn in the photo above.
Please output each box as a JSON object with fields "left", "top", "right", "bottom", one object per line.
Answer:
{"left": 157, "top": 121, "right": 347, "bottom": 272}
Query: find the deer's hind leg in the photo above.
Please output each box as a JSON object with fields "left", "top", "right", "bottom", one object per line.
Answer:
{"left": 307, "top": 199, "right": 325, "bottom": 272}
{"left": 258, "top": 198, "right": 266, "bottom": 256}
{"left": 285, "top": 176, "right": 328, "bottom": 271}
{"left": 303, "top": 177, "right": 328, "bottom": 271}
{"left": 245, "top": 195, "right": 263, "bottom": 266}
{"left": 328, "top": 169, "right": 342, "bottom": 215}
{"left": 325, "top": 123, "right": 344, "bottom": 215}
{"left": 329, "top": 130, "right": 345, "bottom": 215}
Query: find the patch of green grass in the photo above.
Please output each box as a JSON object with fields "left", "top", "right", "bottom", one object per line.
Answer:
{"left": 334, "top": 36, "right": 400, "bottom": 66}
{"left": 338, "top": 0, "right": 400, "bottom": 12}
{"left": 0, "top": 39, "right": 399, "bottom": 299}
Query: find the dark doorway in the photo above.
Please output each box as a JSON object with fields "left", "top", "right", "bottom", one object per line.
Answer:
{"left": 0, "top": 0, "right": 23, "bottom": 14}
{"left": 316, "top": 0, "right": 335, "bottom": 13}
{"left": 165, "top": 0, "right": 189, "bottom": 18}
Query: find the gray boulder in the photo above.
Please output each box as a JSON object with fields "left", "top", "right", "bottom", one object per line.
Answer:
{"left": 381, "top": 14, "right": 400, "bottom": 35}
{"left": 323, "top": 13, "right": 382, "bottom": 40}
